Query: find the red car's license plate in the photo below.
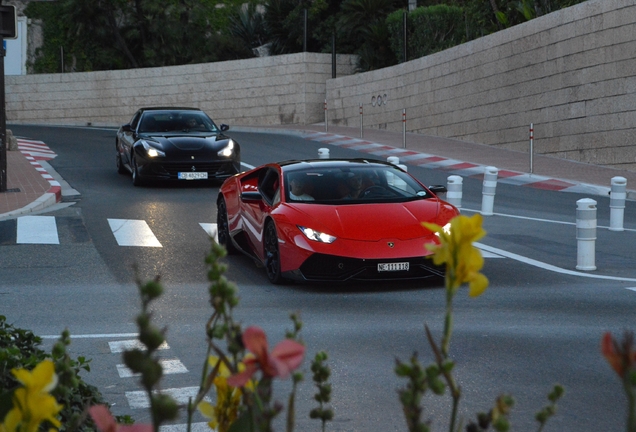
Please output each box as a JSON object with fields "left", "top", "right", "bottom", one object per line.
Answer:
{"left": 378, "top": 262, "right": 409, "bottom": 272}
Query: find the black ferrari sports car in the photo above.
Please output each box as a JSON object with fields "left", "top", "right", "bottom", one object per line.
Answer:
{"left": 116, "top": 107, "right": 241, "bottom": 186}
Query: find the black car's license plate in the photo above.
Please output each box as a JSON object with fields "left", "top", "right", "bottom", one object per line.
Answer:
{"left": 178, "top": 172, "right": 208, "bottom": 180}
{"left": 378, "top": 262, "right": 409, "bottom": 272}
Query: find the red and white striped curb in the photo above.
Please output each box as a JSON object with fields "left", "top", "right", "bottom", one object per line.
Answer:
{"left": 18, "top": 138, "right": 62, "bottom": 203}
{"left": 302, "top": 132, "right": 611, "bottom": 197}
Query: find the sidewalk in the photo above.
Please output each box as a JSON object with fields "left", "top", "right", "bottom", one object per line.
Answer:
{"left": 2, "top": 124, "right": 636, "bottom": 220}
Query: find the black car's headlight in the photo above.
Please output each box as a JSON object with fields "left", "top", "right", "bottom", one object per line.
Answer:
{"left": 218, "top": 140, "right": 235, "bottom": 157}
{"left": 298, "top": 226, "right": 336, "bottom": 243}
{"left": 141, "top": 140, "right": 165, "bottom": 158}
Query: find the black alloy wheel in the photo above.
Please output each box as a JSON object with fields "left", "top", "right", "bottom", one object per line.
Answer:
{"left": 264, "top": 220, "right": 284, "bottom": 284}
{"left": 131, "top": 154, "right": 143, "bottom": 186}
{"left": 216, "top": 197, "right": 238, "bottom": 255}
{"left": 116, "top": 144, "right": 127, "bottom": 174}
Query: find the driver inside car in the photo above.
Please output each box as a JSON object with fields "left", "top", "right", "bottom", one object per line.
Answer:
{"left": 338, "top": 172, "right": 374, "bottom": 199}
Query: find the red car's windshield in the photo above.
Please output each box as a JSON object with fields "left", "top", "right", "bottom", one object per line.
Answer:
{"left": 284, "top": 166, "right": 432, "bottom": 204}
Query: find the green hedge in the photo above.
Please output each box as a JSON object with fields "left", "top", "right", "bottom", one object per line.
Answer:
{"left": 387, "top": 5, "right": 466, "bottom": 63}
{"left": 0, "top": 315, "right": 126, "bottom": 432}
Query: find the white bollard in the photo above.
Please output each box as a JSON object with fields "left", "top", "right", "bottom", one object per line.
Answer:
{"left": 576, "top": 198, "right": 597, "bottom": 271}
{"left": 318, "top": 148, "right": 330, "bottom": 159}
{"left": 481, "top": 166, "right": 498, "bottom": 216}
{"left": 447, "top": 175, "right": 463, "bottom": 211}
{"left": 387, "top": 156, "right": 407, "bottom": 172}
{"left": 609, "top": 176, "right": 626, "bottom": 232}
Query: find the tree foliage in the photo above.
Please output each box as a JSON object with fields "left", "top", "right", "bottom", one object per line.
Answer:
{"left": 25, "top": 0, "right": 254, "bottom": 72}
{"left": 24, "top": 0, "right": 589, "bottom": 73}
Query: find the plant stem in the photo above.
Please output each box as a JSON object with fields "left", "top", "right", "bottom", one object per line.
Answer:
{"left": 626, "top": 378, "right": 636, "bottom": 432}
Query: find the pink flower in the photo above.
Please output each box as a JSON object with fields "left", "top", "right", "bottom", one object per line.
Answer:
{"left": 227, "top": 326, "right": 305, "bottom": 387}
{"left": 89, "top": 405, "right": 153, "bottom": 432}
{"left": 601, "top": 332, "right": 636, "bottom": 377}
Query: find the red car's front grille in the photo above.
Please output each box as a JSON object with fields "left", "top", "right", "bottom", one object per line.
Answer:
{"left": 298, "top": 254, "right": 444, "bottom": 281}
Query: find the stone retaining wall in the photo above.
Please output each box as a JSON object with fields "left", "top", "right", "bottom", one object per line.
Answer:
{"left": 326, "top": 0, "right": 636, "bottom": 171}
{"left": 6, "top": 52, "right": 357, "bottom": 127}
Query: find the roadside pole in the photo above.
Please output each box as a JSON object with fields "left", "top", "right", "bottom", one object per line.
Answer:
{"left": 0, "top": 36, "right": 5, "bottom": 192}
{"left": 0, "top": 4, "right": 17, "bottom": 193}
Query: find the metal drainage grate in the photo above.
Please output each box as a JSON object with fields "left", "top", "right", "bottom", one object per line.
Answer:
{"left": 3, "top": 188, "right": 21, "bottom": 193}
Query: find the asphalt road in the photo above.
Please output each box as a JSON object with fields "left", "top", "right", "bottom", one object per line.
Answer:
{"left": 1, "top": 125, "right": 636, "bottom": 431}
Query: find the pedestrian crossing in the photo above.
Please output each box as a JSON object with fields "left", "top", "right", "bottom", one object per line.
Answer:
{"left": 105, "top": 337, "right": 210, "bottom": 431}
{"left": 0, "top": 215, "right": 219, "bottom": 246}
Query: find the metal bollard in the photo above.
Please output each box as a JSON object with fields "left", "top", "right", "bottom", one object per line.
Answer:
{"left": 609, "top": 176, "right": 626, "bottom": 232}
{"left": 447, "top": 175, "right": 463, "bottom": 211}
{"left": 481, "top": 166, "right": 498, "bottom": 216}
{"left": 576, "top": 198, "right": 597, "bottom": 271}
{"left": 318, "top": 148, "right": 330, "bottom": 159}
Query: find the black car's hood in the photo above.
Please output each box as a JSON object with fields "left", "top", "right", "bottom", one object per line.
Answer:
{"left": 141, "top": 133, "right": 232, "bottom": 151}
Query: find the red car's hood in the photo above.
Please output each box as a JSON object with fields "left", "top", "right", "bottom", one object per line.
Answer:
{"left": 287, "top": 200, "right": 443, "bottom": 241}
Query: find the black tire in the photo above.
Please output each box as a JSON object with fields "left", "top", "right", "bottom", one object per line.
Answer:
{"left": 131, "top": 154, "right": 143, "bottom": 186}
{"left": 264, "top": 220, "right": 284, "bottom": 284}
{"left": 216, "top": 197, "right": 238, "bottom": 255}
{"left": 116, "top": 146, "right": 127, "bottom": 175}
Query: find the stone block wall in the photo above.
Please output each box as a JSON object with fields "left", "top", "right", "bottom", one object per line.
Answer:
{"left": 5, "top": 52, "right": 357, "bottom": 127}
{"left": 326, "top": 0, "right": 636, "bottom": 171}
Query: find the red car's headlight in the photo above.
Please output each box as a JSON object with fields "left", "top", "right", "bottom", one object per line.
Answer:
{"left": 297, "top": 226, "right": 336, "bottom": 244}
{"left": 434, "top": 223, "right": 452, "bottom": 237}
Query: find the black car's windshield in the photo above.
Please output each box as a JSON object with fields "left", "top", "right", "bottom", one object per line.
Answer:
{"left": 138, "top": 111, "right": 219, "bottom": 134}
{"left": 284, "top": 166, "right": 432, "bottom": 204}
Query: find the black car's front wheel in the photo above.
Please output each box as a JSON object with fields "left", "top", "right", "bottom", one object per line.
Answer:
{"left": 264, "top": 220, "right": 284, "bottom": 284}
{"left": 131, "top": 154, "right": 144, "bottom": 186}
{"left": 216, "top": 197, "right": 238, "bottom": 255}
{"left": 116, "top": 147, "right": 127, "bottom": 175}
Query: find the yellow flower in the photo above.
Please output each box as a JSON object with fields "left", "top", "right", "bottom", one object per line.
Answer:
{"left": 2, "top": 360, "right": 62, "bottom": 432}
{"left": 423, "top": 214, "right": 489, "bottom": 297}
{"left": 198, "top": 356, "right": 250, "bottom": 432}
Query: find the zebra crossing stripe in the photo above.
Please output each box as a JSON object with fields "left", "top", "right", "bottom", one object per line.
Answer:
{"left": 159, "top": 422, "right": 209, "bottom": 432}
{"left": 199, "top": 223, "right": 218, "bottom": 242}
{"left": 125, "top": 387, "right": 209, "bottom": 409}
{"left": 107, "top": 219, "right": 162, "bottom": 247}
{"left": 108, "top": 340, "right": 170, "bottom": 353}
{"left": 16, "top": 216, "right": 59, "bottom": 244}
{"left": 116, "top": 359, "right": 188, "bottom": 378}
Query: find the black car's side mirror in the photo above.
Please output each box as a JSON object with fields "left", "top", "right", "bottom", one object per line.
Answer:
{"left": 121, "top": 124, "right": 132, "bottom": 132}
{"left": 220, "top": 124, "right": 230, "bottom": 132}
{"left": 428, "top": 185, "right": 447, "bottom": 195}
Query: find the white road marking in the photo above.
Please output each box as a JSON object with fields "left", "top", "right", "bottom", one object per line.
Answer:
{"left": 117, "top": 359, "right": 188, "bottom": 378}
{"left": 479, "top": 248, "right": 504, "bottom": 258}
{"left": 241, "top": 162, "right": 255, "bottom": 169}
{"left": 108, "top": 219, "right": 162, "bottom": 247}
{"left": 126, "top": 387, "right": 209, "bottom": 409}
{"left": 109, "top": 340, "right": 169, "bottom": 353}
{"left": 463, "top": 208, "right": 636, "bottom": 232}
{"left": 626, "top": 288, "right": 636, "bottom": 292}
{"left": 159, "top": 423, "right": 209, "bottom": 432}
{"left": 40, "top": 332, "right": 139, "bottom": 339}
{"left": 17, "top": 215, "right": 59, "bottom": 244}
{"left": 199, "top": 223, "right": 218, "bottom": 242}
{"left": 476, "top": 242, "right": 636, "bottom": 282}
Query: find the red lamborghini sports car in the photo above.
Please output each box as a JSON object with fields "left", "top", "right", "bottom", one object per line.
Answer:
{"left": 216, "top": 159, "right": 460, "bottom": 284}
